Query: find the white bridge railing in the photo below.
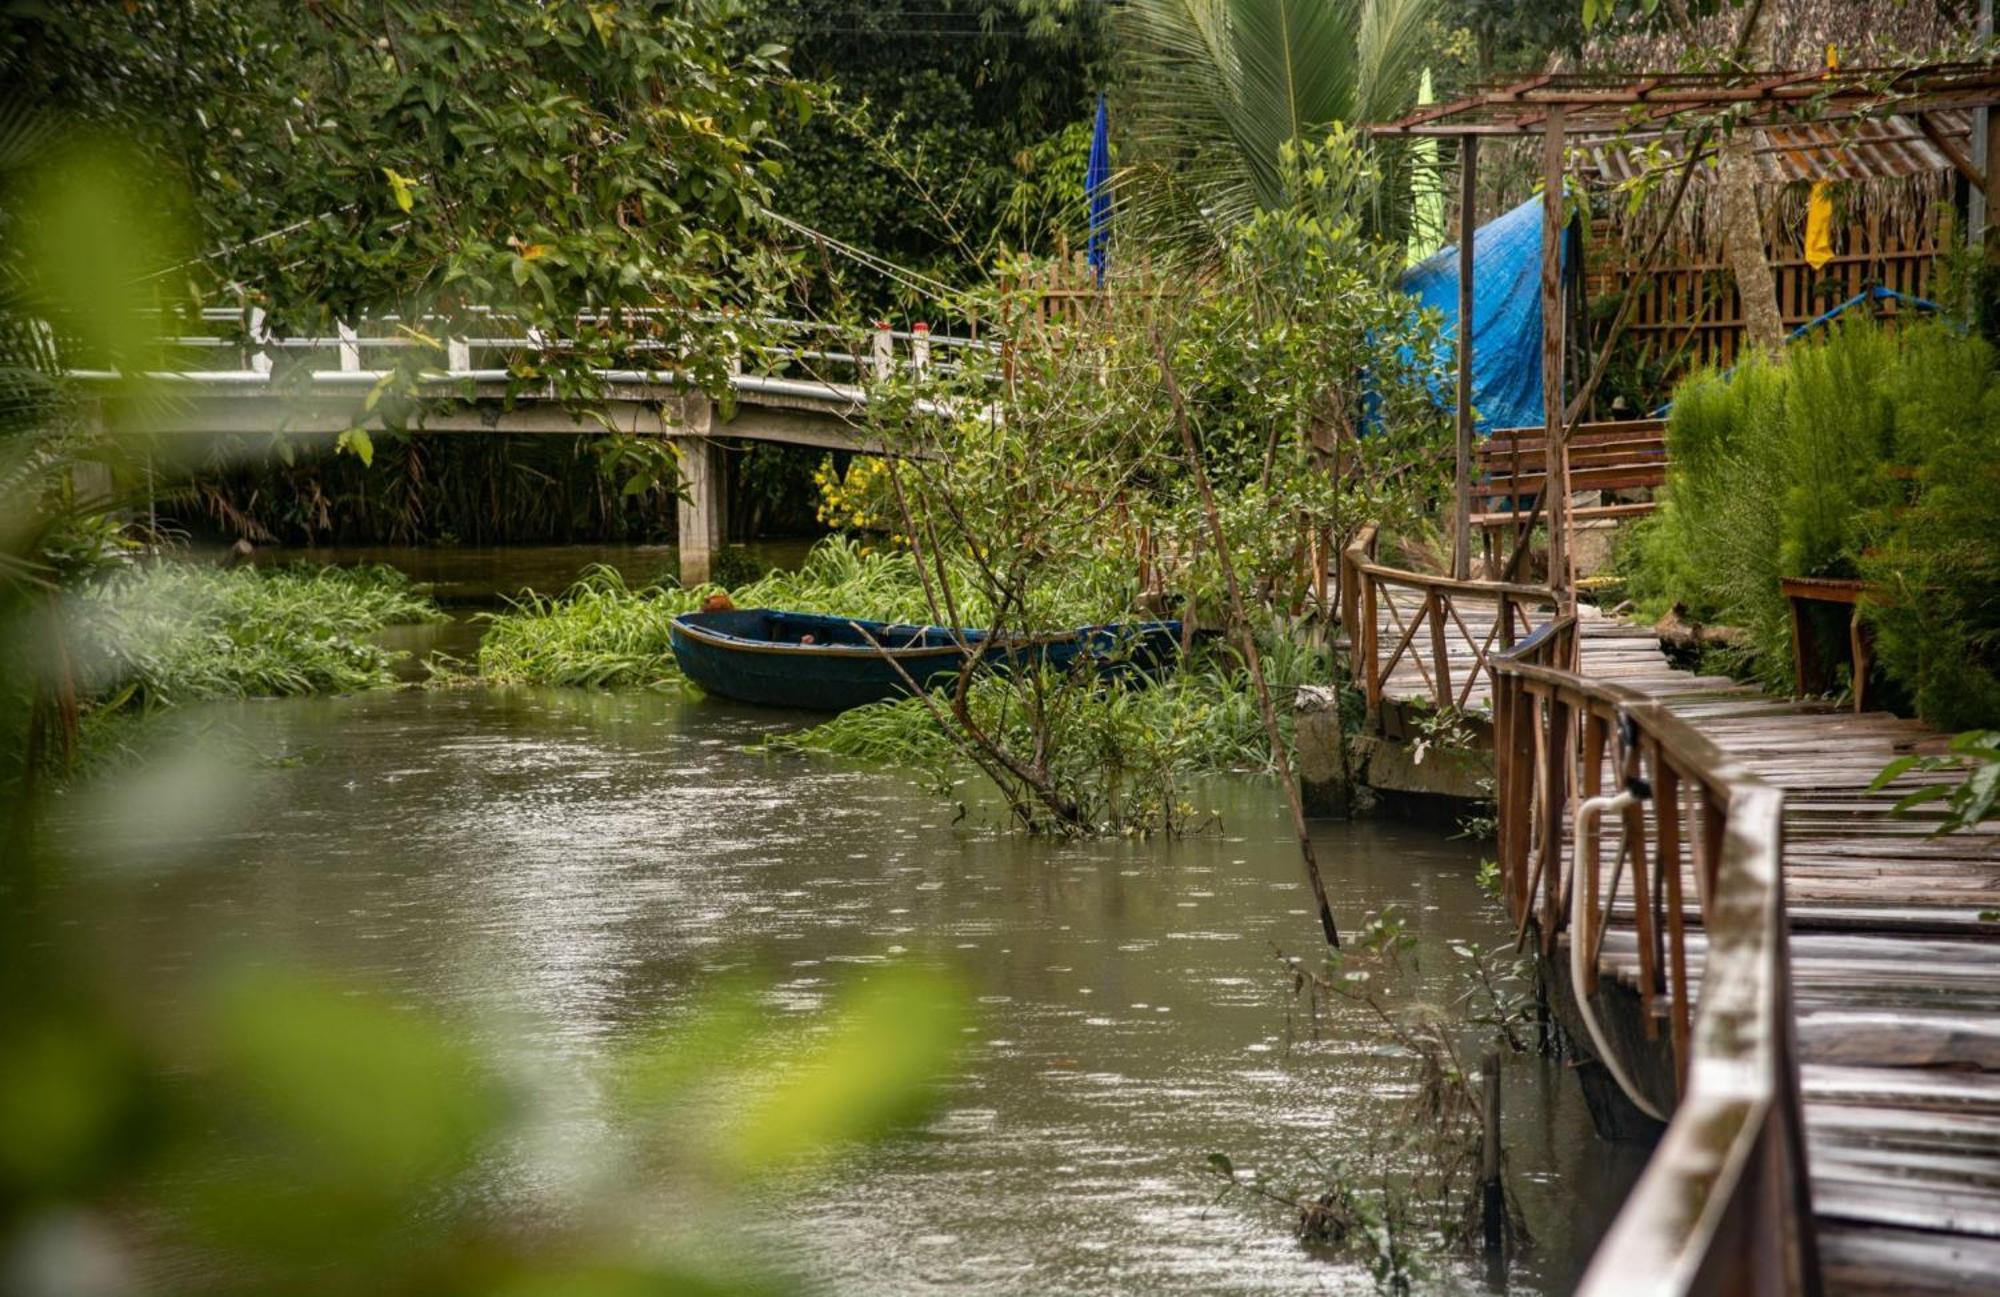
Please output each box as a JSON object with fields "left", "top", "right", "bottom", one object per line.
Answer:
{"left": 112, "top": 308, "right": 997, "bottom": 402}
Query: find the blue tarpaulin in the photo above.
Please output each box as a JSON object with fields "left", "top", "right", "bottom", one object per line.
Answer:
{"left": 1398, "top": 197, "right": 1564, "bottom": 433}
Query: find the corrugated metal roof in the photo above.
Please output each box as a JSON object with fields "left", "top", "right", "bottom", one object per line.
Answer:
{"left": 1581, "top": 111, "right": 1971, "bottom": 185}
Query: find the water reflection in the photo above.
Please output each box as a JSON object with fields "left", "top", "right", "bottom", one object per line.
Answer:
{"left": 62, "top": 687, "right": 1641, "bottom": 1294}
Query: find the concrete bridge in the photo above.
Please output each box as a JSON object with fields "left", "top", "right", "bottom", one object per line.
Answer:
{"left": 81, "top": 310, "right": 989, "bottom": 583}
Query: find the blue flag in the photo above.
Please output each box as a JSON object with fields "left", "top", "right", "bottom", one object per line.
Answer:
{"left": 1086, "top": 93, "right": 1111, "bottom": 287}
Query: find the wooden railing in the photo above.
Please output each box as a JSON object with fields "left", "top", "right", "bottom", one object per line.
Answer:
{"left": 1492, "top": 651, "right": 1819, "bottom": 1296}
{"left": 1340, "top": 524, "right": 1563, "bottom": 715}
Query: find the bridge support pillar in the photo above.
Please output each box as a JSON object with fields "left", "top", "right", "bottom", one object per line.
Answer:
{"left": 677, "top": 433, "right": 727, "bottom": 587}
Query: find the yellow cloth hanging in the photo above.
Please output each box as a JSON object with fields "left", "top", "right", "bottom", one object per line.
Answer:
{"left": 1804, "top": 186, "right": 1835, "bottom": 270}
{"left": 1804, "top": 45, "right": 1838, "bottom": 271}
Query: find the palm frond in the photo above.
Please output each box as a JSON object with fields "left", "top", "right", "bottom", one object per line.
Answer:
{"left": 1115, "top": 0, "right": 1435, "bottom": 266}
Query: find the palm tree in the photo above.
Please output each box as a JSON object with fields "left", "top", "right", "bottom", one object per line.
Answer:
{"left": 1114, "top": 0, "right": 1437, "bottom": 264}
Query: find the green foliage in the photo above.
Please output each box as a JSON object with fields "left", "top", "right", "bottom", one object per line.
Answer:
{"left": 0, "top": 933, "right": 966, "bottom": 1295}
{"left": 749, "top": 0, "right": 1111, "bottom": 307}
{"left": 1619, "top": 319, "right": 2000, "bottom": 719}
{"left": 475, "top": 565, "right": 700, "bottom": 689}
{"left": 66, "top": 563, "right": 440, "bottom": 717}
{"left": 475, "top": 536, "right": 1100, "bottom": 689}
{"left": 1871, "top": 730, "right": 2000, "bottom": 836}
{"left": 1856, "top": 328, "right": 2000, "bottom": 729}
{"left": 5, "top": 0, "right": 805, "bottom": 397}
{"left": 1115, "top": 0, "right": 1437, "bottom": 264}
{"left": 758, "top": 132, "right": 1445, "bottom": 833}
{"left": 779, "top": 633, "right": 1328, "bottom": 775}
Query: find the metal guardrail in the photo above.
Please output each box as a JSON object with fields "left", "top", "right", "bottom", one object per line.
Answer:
{"left": 1492, "top": 652, "right": 1818, "bottom": 1297}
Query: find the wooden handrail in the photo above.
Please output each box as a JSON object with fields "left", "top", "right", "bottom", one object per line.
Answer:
{"left": 1492, "top": 654, "right": 1818, "bottom": 1297}
{"left": 1339, "top": 524, "right": 1560, "bottom": 715}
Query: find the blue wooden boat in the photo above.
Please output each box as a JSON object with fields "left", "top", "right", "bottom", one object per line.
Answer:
{"left": 667, "top": 609, "right": 1182, "bottom": 711}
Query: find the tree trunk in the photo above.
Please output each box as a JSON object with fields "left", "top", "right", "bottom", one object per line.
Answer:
{"left": 1718, "top": 5, "right": 1783, "bottom": 359}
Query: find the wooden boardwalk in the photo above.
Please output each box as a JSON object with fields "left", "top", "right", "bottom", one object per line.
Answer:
{"left": 1377, "top": 593, "right": 2000, "bottom": 1294}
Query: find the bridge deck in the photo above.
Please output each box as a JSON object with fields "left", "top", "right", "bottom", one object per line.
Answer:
{"left": 1377, "top": 591, "right": 2000, "bottom": 1294}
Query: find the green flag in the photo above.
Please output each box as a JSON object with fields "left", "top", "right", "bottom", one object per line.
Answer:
{"left": 1406, "top": 68, "right": 1443, "bottom": 267}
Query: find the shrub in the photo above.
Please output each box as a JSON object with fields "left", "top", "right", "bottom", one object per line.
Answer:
{"left": 67, "top": 562, "right": 442, "bottom": 711}
{"left": 1621, "top": 319, "right": 2000, "bottom": 726}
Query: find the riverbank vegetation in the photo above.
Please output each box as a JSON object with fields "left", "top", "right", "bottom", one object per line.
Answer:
{"left": 1619, "top": 318, "right": 2000, "bottom": 729}
{"left": 472, "top": 531, "right": 1329, "bottom": 833}
{"left": 467, "top": 129, "right": 1449, "bottom": 837}
{"left": 70, "top": 563, "right": 441, "bottom": 707}
{"left": 1212, "top": 911, "right": 1537, "bottom": 1290}
{"left": 475, "top": 538, "right": 940, "bottom": 688}
{"left": 20, "top": 561, "right": 442, "bottom": 773}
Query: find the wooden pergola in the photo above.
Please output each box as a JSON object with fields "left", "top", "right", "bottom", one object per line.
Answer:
{"left": 1366, "top": 62, "right": 2000, "bottom": 599}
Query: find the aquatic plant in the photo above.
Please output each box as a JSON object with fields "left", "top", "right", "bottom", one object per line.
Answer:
{"left": 65, "top": 562, "right": 442, "bottom": 714}
{"left": 473, "top": 534, "right": 1145, "bottom": 691}
{"left": 774, "top": 634, "right": 1325, "bottom": 779}
{"left": 1216, "top": 915, "right": 1536, "bottom": 1292}
{"left": 475, "top": 538, "right": 937, "bottom": 689}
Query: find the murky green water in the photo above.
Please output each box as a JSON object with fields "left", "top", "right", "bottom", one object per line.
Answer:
{"left": 56, "top": 548, "right": 1642, "bottom": 1295}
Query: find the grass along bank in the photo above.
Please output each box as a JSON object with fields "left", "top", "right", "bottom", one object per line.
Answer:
{"left": 471, "top": 535, "right": 1335, "bottom": 805}
{"left": 63, "top": 561, "right": 443, "bottom": 720}
{"left": 473, "top": 536, "right": 1138, "bottom": 690}
{"left": 766, "top": 632, "right": 1328, "bottom": 779}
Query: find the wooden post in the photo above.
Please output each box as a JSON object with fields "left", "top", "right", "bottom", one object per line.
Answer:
{"left": 1976, "top": 0, "right": 1994, "bottom": 250}
{"left": 1481, "top": 1051, "right": 1505, "bottom": 1254}
{"left": 1540, "top": 692, "right": 1571, "bottom": 950}
{"left": 1427, "top": 589, "right": 1451, "bottom": 709}
{"left": 1540, "top": 108, "right": 1572, "bottom": 609}
{"left": 1454, "top": 135, "right": 1479, "bottom": 580}
{"left": 337, "top": 320, "right": 361, "bottom": 372}
{"left": 911, "top": 321, "right": 931, "bottom": 375}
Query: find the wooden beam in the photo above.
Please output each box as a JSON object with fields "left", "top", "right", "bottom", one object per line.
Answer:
{"left": 1454, "top": 135, "right": 1479, "bottom": 580}
{"left": 1916, "top": 111, "right": 1986, "bottom": 188}
{"left": 1540, "top": 106, "right": 1572, "bottom": 609}
{"left": 1987, "top": 106, "right": 2000, "bottom": 262}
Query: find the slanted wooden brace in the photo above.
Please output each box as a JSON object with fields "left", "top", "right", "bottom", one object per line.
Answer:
{"left": 1341, "top": 524, "right": 1560, "bottom": 719}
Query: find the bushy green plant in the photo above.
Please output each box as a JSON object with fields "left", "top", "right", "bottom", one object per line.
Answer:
{"left": 475, "top": 535, "right": 1151, "bottom": 690}
{"left": 67, "top": 562, "right": 442, "bottom": 712}
{"left": 775, "top": 633, "right": 1327, "bottom": 782}
{"left": 1620, "top": 319, "right": 2000, "bottom": 719}
{"left": 1860, "top": 330, "right": 2000, "bottom": 729}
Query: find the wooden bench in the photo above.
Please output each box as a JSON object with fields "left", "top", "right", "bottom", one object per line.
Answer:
{"left": 1472, "top": 419, "right": 1668, "bottom": 565}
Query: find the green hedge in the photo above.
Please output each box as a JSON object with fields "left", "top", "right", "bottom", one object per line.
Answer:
{"left": 1618, "top": 320, "right": 2000, "bottom": 728}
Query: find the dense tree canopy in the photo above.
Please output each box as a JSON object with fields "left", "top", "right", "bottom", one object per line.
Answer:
{"left": 748, "top": 0, "right": 1113, "bottom": 313}
{"left": 3, "top": 0, "right": 806, "bottom": 393}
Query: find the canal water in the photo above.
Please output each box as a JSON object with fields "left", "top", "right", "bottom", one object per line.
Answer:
{"left": 57, "top": 547, "right": 1643, "bottom": 1295}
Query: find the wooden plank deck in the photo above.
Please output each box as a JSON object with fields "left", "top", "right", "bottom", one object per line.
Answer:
{"left": 1376, "top": 591, "right": 2000, "bottom": 1295}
